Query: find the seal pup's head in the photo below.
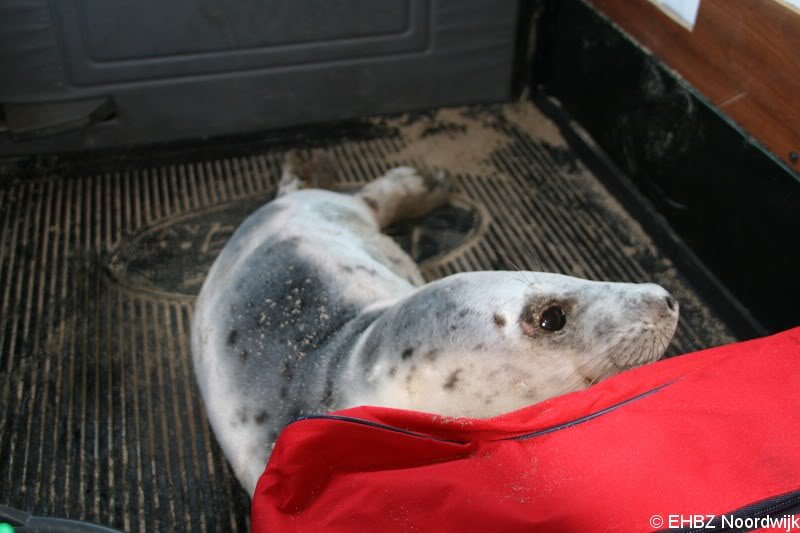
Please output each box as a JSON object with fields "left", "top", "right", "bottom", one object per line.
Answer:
{"left": 349, "top": 271, "right": 679, "bottom": 418}
{"left": 513, "top": 274, "right": 679, "bottom": 387}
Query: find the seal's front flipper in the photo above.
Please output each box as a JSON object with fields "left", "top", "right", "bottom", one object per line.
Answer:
{"left": 277, "top": 150, "right": 339, "bottom": 195}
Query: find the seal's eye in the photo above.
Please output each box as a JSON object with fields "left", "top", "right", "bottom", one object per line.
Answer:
{"left": 539, "top": 306, "right": 566, "bottom": 331}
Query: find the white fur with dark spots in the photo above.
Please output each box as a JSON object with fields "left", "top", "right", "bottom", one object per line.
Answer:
{"left": 192, "top": 161, "right": 679, "bottom": 495}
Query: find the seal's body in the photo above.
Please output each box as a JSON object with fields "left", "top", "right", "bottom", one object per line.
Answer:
{"left": 192, "top": 157, "right": 679, "bottom": 494}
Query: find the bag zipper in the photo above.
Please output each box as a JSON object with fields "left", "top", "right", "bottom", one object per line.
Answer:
{"left": 509, "top": 381, "right": 672, "bottom": 440}
{"left": 288, "top": 381, "right": 674, "bottom": 443}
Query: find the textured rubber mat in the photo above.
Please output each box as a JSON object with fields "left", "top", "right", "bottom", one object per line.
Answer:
{"left": 0, "top": 103, "right": 736, "bottom": 531}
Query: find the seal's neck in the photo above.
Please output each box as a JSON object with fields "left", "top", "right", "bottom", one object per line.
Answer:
{"left": 347, "top": 347, "right": 587, "bottom": 418}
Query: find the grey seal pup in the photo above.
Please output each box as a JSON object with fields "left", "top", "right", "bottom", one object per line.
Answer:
{"left": 192, "top": 153, "right": 679, "bottom": 494}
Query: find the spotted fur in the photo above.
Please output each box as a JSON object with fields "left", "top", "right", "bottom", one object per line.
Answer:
{"left": 192, "top": 156, "right": 679, "bottom": 495}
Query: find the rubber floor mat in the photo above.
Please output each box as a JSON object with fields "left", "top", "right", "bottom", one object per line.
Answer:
{"left": 0, "top": 102, "right": 736, "bottom": 531}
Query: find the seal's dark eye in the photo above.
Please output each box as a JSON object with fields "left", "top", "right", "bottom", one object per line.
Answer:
{"left": 539, "top": 306, "right": 566, "bottom": 332}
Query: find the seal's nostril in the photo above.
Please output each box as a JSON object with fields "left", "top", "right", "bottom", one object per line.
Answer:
{"left": 665, "top": 296, "right": 677, "bottom": 312}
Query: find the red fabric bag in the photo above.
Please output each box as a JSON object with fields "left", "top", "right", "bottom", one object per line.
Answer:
{"left": 252, "top": 328, "right": 800, "bottom": 532}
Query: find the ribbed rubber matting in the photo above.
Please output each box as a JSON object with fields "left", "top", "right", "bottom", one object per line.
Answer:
{"left": 0, "top": 103, "right": 736, "bottom": 531}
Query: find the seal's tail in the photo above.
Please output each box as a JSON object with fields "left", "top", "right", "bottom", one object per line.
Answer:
{"left": 277, "top": 150, "right": 339, "bottom": 195}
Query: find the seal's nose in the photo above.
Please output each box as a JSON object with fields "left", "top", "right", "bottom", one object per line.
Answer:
{"left": 638, "top": 284, "right": 679, "bottom": 319}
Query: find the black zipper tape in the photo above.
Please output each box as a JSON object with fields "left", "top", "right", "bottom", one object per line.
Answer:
{"left": 286, "top": 381, "right": 674, "bottom": 444}
{"left": 509, "top": 381, "right": 673, "bottom": 440}
{"left": 287, "top": 414, "right": 467, "bottom": 444}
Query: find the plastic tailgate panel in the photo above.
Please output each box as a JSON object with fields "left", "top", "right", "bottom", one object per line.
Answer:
{"left": 0, "top": 0, "right": 518, "bottom": 153}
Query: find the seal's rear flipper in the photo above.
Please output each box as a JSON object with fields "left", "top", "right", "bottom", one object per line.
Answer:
{"left": 358, "top": 167, "right": 452, "bottom": 228}
{"left": 277, "top": 150, "right": 339, "bottom": 195}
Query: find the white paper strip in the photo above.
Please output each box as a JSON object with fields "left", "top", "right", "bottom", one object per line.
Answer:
{"left": 649, "top": 0, "right": 701, "bottom": 29}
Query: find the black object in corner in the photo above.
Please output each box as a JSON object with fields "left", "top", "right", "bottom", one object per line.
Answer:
{"left": 530, "top": 0, "right": 799, "bottom": 334}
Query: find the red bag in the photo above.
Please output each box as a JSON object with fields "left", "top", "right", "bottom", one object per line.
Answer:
{"left": 252, "top": 328, "right": 800, "bottom": 532}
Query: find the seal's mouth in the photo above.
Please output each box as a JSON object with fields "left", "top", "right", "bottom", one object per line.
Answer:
{"left": 573, "top": 321, "right": 678, "bottom": 389}
{"left": 602, "top": 287, "right": 681, "bottom": 376}
{"left": 620, "top": 325, "right": 676, "bottom": 364}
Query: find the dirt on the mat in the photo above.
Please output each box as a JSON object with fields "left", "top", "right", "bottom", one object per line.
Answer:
{"left": 384, "top": 108, "right": 511, "bottom": 174}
